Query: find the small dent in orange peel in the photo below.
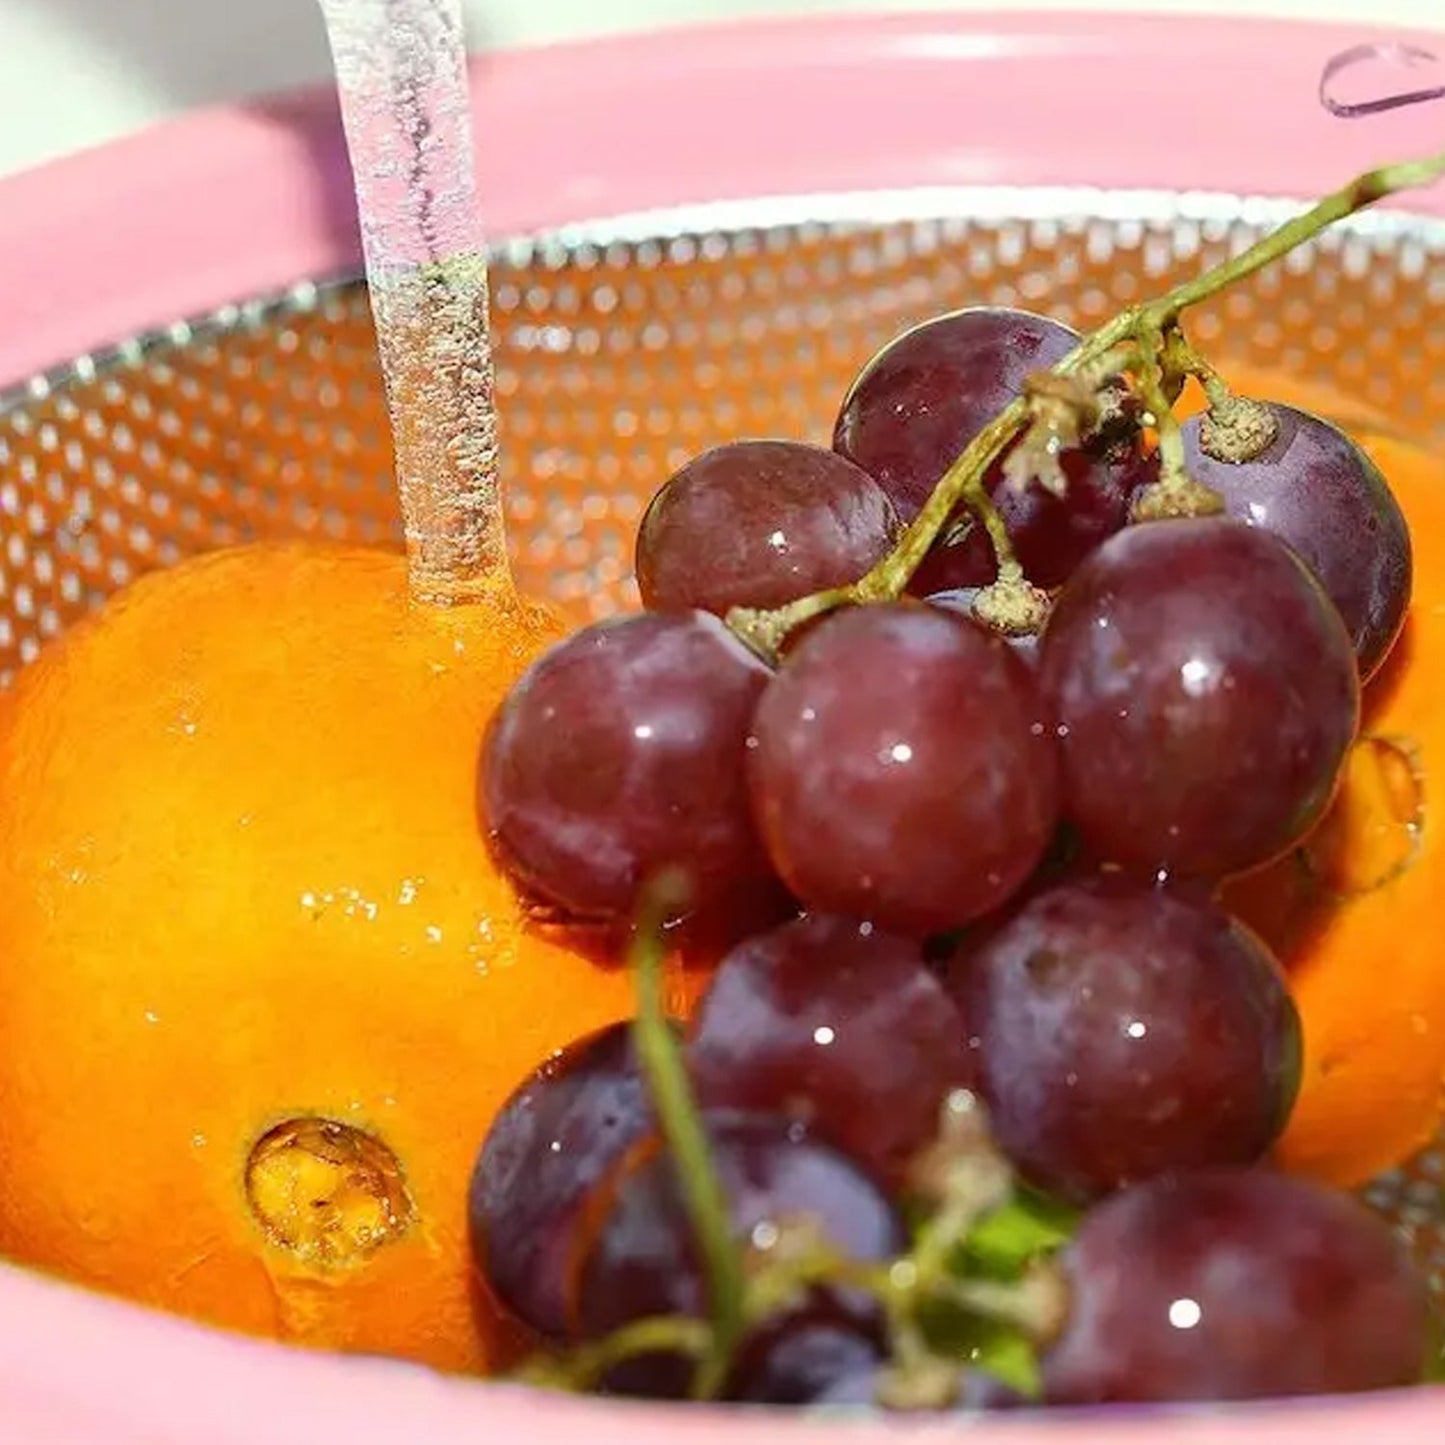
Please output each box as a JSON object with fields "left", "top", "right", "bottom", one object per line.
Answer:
{"left": 246, "top": 1118, "right": 413, "bottom": 1270}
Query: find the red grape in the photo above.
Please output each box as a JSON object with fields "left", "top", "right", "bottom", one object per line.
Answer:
{"left": 908, "top": 441, "right": 1158, "bottom": 594}
{"left": 468, "top": 1021, "right": 654, "bottom": 1337}
{"left": 570, "top": 1112, "right": 903, "bottom": 1398}
{"left": 947, "top": 876, "right": 1302, "bottom": 1203}
{"left": 480, "top": 611, "right": 774, "bottom": 924}
{"left": 1042, "top": 1169, "right": 1430, "bottom": 1403}
{"left": 747, "top": 603, "right": 1060, "bottom": 935}
{"left": 1038, "top": 518, "right": 1359, "bottom": 879}
{"left": 688, "top": 914, "right": 973, "bottom": 1187}
{"left": 726, "top": 1303, "right": 884, "bottom": 1405}
{"left": 636, "top": 441, "right": 899, "bottom": 615}
{"left": 833, "top": 307, "right": 1079, "bottom": 521}
{"left": 1180, "top": 403, "right": 1412, "bottom": 680}
{"left": 833, "top": 307, "right": 1150, "bottom": 589}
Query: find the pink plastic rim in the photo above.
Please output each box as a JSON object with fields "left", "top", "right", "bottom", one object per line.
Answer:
{"left": 2, "top": 10, "right": 1445, "bottom": 1443}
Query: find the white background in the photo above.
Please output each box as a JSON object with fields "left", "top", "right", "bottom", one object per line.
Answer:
{"left": 0, "top": 0, "right": 1438, "bottom": 178}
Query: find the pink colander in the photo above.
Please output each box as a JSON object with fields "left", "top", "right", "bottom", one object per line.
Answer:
{"left": 1, "top": 10, "right": 1444, "bottom": 1442}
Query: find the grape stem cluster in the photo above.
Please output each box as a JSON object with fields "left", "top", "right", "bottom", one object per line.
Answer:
{"left": 727, "top": 140, "right": 1445, "bottom": 659}
{"left": 515, "top": 133, "right": 1445, "bottom": 1407}
{"left": 518, "top": 891, "right": 1065, "bottom": 1404}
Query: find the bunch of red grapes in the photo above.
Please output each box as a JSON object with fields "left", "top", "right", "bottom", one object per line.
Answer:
{"left": 468, "top": 306, "right": 1429, "bottom": 1411}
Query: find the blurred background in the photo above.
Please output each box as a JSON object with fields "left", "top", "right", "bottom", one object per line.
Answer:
{"left": 0, "top": 0, "right": 1436, "bottom": 178}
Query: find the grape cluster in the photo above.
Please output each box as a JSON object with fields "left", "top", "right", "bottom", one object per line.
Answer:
{"left": 470, "top": 300, "right": 1427, "bottom": 1411}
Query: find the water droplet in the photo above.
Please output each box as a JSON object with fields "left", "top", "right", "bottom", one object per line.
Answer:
{"left": 890, "top": 1259, "right": 919, "bottom": 1290}
{"left": 1300, "top": 733, "right": 1424, "bottom": 897}
{"left": 751, "top": 1220, "right": 780, "bottom": 1251}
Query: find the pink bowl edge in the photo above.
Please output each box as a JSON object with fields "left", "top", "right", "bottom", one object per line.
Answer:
{"left": 3, "top": 8, "right": 1445, "bottom": 386}
{"left": 1, "top": 9, "right": 1444, "bottom": 1443}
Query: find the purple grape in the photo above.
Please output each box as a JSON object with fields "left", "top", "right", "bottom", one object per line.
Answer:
{"left": 468, "top": 1021, "right": 655, "bottom": 1337}
{"left": 1042, "top": 1169, "right": 1430, "bottom": 1403}
{"left": 908, "top": 441, "right": 1158, "bottom": 594}
{"left": 635, "top": 441, "right": 899, "bottom": 615}
{"left": 833, "top": 306, "right": 1149, "bottom": 589}
{"left": 688, "top": 914, "right": 973, "bottom": 1188}
{"left": 747, "top": 603, "right": 1060, "bottom": 936}
{"left": 480, "top": 611, "right": 774, "bottom": 924}
{"left": 926, "top": 589, "right": 1039, "bottom": 664}
{"left": 947, "top": 877, "right": 1302, "bottom": 1204}
{"left": 1038, "top": 518, "right": 1360, "bottom": 880}
{"left": 571, "top": 1112, "right": 904, "bottom": 1399}
{"left": 834, "top": 308, "right": 1079, "bottom": 521}
{"left": 726, "top": 1302, "right": 884, "bottom": 1405}
{"left": 1181, "top": 403, "right": 1411, "bottom": 680}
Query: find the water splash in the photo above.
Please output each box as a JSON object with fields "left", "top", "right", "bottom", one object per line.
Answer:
{"left": 1320, "top": 43, "right": 1445, "bottom": 118}
{"left": 315, "top": 0, "right": 510, "bottom": 605}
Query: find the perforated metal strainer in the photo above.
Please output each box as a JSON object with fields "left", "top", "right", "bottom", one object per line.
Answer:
{"left": 2, "top": 13, "right": 1445, "bottom": 1445}
{"left": 5, "top": 191, "right": 1442, "bottom": 677}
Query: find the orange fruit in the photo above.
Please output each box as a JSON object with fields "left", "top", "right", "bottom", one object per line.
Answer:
{"left": 0, "top": 541, "right": 697, "bottom": 1373}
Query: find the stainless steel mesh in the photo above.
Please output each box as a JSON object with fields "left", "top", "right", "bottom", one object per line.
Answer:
{"left": 2, "top": 184, "right": 1443, "bottom": 1289}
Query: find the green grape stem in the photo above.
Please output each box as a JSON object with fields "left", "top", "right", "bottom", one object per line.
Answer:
{"left": 1163, "top": 324, "right": 1234, "bottom": 409}
{"left": 516, "top": 1316, "right": 713, "bottom": 1393}
{"left": 511, "top": 1087, "right": 1067, "bottom": 1400}
{"left": 628, "top": 877, "right": 746, "bottom": 1398}
{"left": 726, "top": 139, "right": 1445, "bottom": 659}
